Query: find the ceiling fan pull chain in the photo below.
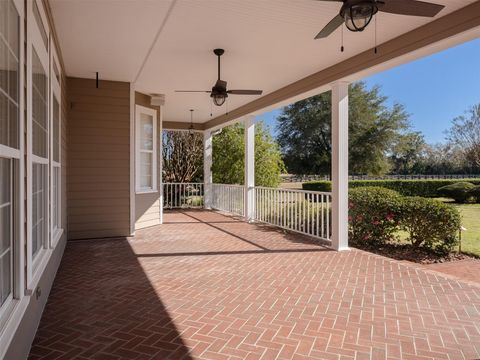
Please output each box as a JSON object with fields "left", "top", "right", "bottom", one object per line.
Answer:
{"left": 374, "top": 15, "right": 378, "bottom": 54}
{"left": 341, "top": 25, "right": 344, "bottom": 52}
{"left": 210, "top": 101, "right": 213, "bottom": 117}
{"left": 225, "top": 98, "right": 229, "bottom": 116}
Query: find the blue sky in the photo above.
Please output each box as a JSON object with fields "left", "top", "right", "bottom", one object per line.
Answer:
{"left": 256, "top": 38, "right": 480, "bottom": 144}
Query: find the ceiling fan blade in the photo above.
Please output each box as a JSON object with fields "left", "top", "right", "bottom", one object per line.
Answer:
{"left": 175, "top": 90, "right": 211, "bottom": 93}
{"left": 314, "top": 14, "right": 344, "bottom": 39}
{"left": 227, "top": 90, "right": 263, "bottom": 95}
{"left": 378, "top": 0, "right": 444, "bottom": 17}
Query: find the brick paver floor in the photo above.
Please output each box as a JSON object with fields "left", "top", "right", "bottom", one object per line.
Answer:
{"left": 29, "top": 210, "right": 480, "bottom": 359}
{"left": 423, "top": 259, "right": 480, "bottom": 286}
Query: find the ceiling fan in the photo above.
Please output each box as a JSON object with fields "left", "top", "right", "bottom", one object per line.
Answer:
{"left": 314, "top": 0, "right": 445, "bottom": 39}
{"left": 175, "top": 49, "right": 263, "bottom": 107}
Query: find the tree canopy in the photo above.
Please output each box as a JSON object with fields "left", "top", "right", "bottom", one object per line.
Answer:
{"left": 212, "top": 122, "right": 285, "bottom": 187}
{"left": 276, "top": 81, "right": 412, "bottom": 175}
{"left": 162, "top": 131, "right": 203, "bottom": 182}
{"left": 445, "top": 104, "right": 480, "bottom": 169}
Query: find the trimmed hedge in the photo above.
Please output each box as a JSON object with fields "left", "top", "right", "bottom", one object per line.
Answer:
{"left": 437, "top": 182, "right": 477, "bottom": 203}
{"left": 348, "top": 187, "right": 461, "bottom": 254}
{"left": 303, "top": 179, "right": 480, "bottom": 197}
{"left": 400, "top": 197, "right": 461, "bottom": 254}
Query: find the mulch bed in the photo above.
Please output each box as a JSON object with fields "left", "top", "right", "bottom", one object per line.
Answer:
{"left": 353, "top": 242, "right": 478, "bottom": 264}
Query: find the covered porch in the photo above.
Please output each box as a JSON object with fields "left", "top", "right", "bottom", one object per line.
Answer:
{"left": 29, "top": 210, "right": 480, "bottom": 359}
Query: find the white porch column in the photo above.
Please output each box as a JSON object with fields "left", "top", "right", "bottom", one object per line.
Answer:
{"left": 331, "top": 81, "right": 349, "bottom": 251}
{"left": 204, "top": 130, "right": 213, "bottom": 209}
{"left": 159, "top": 105, "right": 164, "bottom": 224}
{"left": 244, "top": 116, "right": 255, "bottom": 222}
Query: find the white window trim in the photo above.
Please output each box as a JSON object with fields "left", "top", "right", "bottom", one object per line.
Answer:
{"left": 135, "top": 105, "right": 158, "bottom": 194}
{"left": 26, "top": 0, "right": 51, "bottom": 291}
{"left": 50, "top": 41, "right": 62, "bottom": 248}
{"left": 0, "top": 0, "right": 25, "bottom": 343}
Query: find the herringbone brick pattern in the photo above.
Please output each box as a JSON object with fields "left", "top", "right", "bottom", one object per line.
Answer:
{"left": 29, "top": 210, "right": 480, "bottom": 359}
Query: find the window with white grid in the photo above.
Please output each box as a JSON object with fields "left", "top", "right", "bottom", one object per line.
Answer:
{"left": 0, "top": 0, "right": 20, "bottom": 313}
{"left": 135, "top": 106, "right": 157, "bottom": 193}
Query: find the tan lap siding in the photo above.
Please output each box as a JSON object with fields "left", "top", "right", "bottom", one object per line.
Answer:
{"left": 134, "top": 92, "right": 162, "bottom": 230}
{"left": 67, "top": 77, "right": 130, "bottom": 240}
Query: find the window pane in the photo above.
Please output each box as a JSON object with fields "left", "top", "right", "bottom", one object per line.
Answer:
{"left": 0, "top": 40, "right": 7, "bottom": 94}
{"left": 32, "top": 163, "right": 47, "bottom": 258}
{"left": 53, "top": 96, "right": 60, "bottom": 162}
{"left": 8, "top": 0, "right": 19, "bottom": 58}
{"left": 140, "top": 152, "right": 152, "bottom": 188}
{"left": 32, "top": 48, "right": 48, "bottom": 158}
{"left": 140, "top": 114, "right": 153, "bottom": 150}
{"left": 0, "top": 157, "right": 12, "bottom": 307}
{"left": 32, "top": 0, "right": 48, "bottom": 50}
{"left": 0, "top": 92, "right": 7, "bottom": 146}
{"left": 1, "top": 252, "right": 12, "bottom": 306}
{"left": 53, "top": 167, "right": 60, "bottom": 230}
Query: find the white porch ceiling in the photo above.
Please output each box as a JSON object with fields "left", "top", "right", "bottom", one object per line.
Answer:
{"left": 50, "top": 0, "right": 477, "bottom": 124}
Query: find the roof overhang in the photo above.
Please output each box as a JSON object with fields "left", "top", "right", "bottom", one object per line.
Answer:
{"left": 48, "top": 0, "right": 480, "bottom": 130}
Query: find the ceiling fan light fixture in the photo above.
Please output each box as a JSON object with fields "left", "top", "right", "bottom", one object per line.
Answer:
{"left": 342, "top": 1, "right": 378, "bottom": 32}
{"left": 212, "top": 93, "right": 227, "bottom": 106}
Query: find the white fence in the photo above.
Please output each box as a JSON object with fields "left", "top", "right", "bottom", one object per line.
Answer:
{"left": 282, "top": 174, "right": 480, "bottom": 182}
{"left": 163, "top": 183, "right": 204, "bottom": 208}
{"left": 211, "top": 184, "right": 245, "bottom": 217}
{"left": 255, "top": 187, "right": 331, "bottom": 241}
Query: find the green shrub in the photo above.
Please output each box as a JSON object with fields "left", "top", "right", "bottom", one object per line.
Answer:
{"left": 303, "top": 179, "right": 480, "bottom": 197}
{"left": 348, "top": 187, "right": 403, "bottom": 246}
{"left": 437, "top": 182, "right": 476, "bottom": 203}
{"left": 400, "top": 197, "right": 460, "bottom": 254}
{"left": 469, "top": 185, "right": 480, "bottom": 202}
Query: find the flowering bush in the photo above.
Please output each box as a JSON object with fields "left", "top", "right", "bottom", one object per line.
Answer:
{"left": 348, "top": 187, "right": 403, "bottom": 246}
{"left": 400, "top": 197, "right": 460, "bottom": 254}
{"left": 349, "top": 187, "right": 461, "bottom": 254}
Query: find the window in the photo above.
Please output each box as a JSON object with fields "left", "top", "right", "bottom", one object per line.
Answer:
{"left": 27, "top": 0, "right": 50, "bottom": 280}
{"left": 50, "top": 47, "right": 62, "bottom": 242}
{"left": 135, "top": 106, "right": 157, "bottom": 193}
{"left": 0, "top": 0, "right": 20, "bottom": 313}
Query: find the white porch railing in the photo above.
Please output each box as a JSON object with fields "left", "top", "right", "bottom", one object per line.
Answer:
{"left": 255, "top": 187, "right": 331, "bottom": 241}
{"left": 163, "top": 183, "right": 204, "bottom": 208}
{"left": 211, "top": 184, "right": 245, "bottom": 217}
{"left": 163, "top": 182, "right": 332, "bottom": 242}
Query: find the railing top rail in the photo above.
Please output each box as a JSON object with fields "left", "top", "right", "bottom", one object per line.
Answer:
{"left": 212, "top": 183, "right": 244, "bottom": 188}
{"left": 163, "top": 182, "right": 204, "bottom": 185}
{"left": 255, "top": 186, "right": 332, "bottom": 196}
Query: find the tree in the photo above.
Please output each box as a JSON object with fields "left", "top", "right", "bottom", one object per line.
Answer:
{"left": 445, "top": 104, "right": 480, "bottom": 169}
{"left": 389, "top": 132, "right": 426, "bottom": 174}
{"left": 413, "top": 143, "right": 468, "bottom": 175}
{"left": 212, "top": 122, "right": 285, "bottom": 187}
{"left": 276, "top": 81, "right": 412, "bottom": 175}
{"left": 162, "top": 130, "right": 203, "bottom": 182}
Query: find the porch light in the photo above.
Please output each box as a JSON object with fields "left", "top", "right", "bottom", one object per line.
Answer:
{"left": 343, "top": 1, "right": 378, "bottom": 32}
{"left": 212, "top": 93, "right": 226, "bottom": 106}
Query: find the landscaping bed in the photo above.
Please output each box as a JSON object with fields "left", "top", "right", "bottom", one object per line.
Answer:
{"left": 354, "top": 241, "right": 477, "bottom": 264}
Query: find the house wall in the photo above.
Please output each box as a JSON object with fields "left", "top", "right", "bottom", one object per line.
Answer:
{"left": 134, "top": 92, "right": 162, "bottom": 230}
{"left": 67, "top": 77, "right": 131, "bottom": 240}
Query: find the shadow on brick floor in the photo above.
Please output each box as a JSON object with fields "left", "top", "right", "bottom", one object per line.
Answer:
{"left": 29, "top": 239, "right": 194, "bottom": 360}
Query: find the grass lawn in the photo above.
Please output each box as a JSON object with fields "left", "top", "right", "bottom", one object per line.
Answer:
{"left": 434, "top": 198, "right": 480, "bottom": 257}
{"left": 455, "top": 202, "right": 480, "bottom": 257}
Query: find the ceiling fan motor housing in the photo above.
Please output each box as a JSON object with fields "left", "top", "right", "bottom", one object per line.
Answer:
{"left": 341, "top": 0, "right": 378, "bottom": 32}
